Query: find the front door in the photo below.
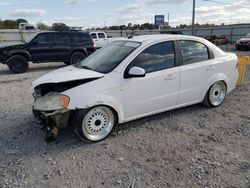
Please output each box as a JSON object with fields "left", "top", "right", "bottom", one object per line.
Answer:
{"left": 29, "top": 33, "right": 56, "bottom": 62}
{"left": 121, "top": 41, "right": 180, "bottom": 121}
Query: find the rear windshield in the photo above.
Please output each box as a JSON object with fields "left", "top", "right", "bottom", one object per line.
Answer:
{"left": 79, "top": 41, "right": 141, "bottom": 73}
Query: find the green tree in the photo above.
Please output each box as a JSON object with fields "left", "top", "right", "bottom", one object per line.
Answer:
{"left": 37, "top": 22, "right": 49, "bottom": 30}
{"left": 51, "top": 23, "right": 69, "bottom": 31}
{"left": 16, "top": 18, "right": 28, "bottom": 25}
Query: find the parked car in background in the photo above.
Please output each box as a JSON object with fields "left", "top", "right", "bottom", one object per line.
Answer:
{"left": 205, "top": 35, "right": 228, "bottom": 46}
{"left": 236, "top": 33, "right": 250, "bottom": 51}
{"left": 205, "top": 35, "right": 217, "bottom": 43}
{"left": 31, "top": 34, "right": 238, "bottom": 142}
{"left": 160, "top": 30, "right": 183, "bottom": 35}
{"left": 90, "top": 31, "right": 124, "bottom": 48}
{"left": 213, "top": 36, "right": 229, "bottom": 46}
{"left": 19, "top": 23, "right": 36, "bottom": 30}
{"left": 0, "top": 31, "right": 95, "bottom": 73}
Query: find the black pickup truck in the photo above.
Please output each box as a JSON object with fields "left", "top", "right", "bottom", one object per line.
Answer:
{"left": 0, "top": 31, "right": 96, "bottom": 73}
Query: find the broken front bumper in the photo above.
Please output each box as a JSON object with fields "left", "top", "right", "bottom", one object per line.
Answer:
{"left": 33, "top": 108, "right": 70, "bottom": 128}
{"left": 32, "top": 107, "right": 71, "bottom": 142}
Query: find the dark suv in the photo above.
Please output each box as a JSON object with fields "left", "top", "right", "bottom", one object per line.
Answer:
{"left": 0, "top": 31, "right": 96, "bottom": 73}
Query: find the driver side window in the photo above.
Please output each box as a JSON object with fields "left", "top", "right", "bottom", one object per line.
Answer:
{"left": 33, "top": 33, "right": 54, "bottom": 44}
{"left": 130, "top": 41, "right": 175, "bottom": 74}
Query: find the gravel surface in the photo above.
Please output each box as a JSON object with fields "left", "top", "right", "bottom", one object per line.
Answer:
{"left": 0, "top": 46, "right": 250, "bottom": 188}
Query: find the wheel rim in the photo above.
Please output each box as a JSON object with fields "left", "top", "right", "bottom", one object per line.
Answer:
{"left": 82, "top": 106, "right": 114, "bottom": 141}
{"left": 13, "top": 61, "right": 24, "bottom": 70}
{"left": 209, "top": 81, "right": 226, "bottom": 106}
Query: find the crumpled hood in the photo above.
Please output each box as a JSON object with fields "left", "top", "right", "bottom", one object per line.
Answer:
{"left": 31, "top": 65, "right": 104, "bottom": 88}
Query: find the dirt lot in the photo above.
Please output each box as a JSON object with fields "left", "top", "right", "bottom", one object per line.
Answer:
{"left": 0, "top": 45, "right": 250, "bottom": 188}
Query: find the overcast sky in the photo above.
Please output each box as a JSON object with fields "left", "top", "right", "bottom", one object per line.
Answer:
{"left": 0, "top": 0, "right": 249, "bottom": 28}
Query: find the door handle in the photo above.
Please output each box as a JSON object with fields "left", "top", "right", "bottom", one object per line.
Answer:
{"left": 206, "top": 65, "right": 215, "bottom": 71}
{"left": 164, "top": 74, "right": 175, "bottom": 80}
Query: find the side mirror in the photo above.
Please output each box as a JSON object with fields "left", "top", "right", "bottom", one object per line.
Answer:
{"left": 127, "top": 66, "right": 146, "bottom": 78}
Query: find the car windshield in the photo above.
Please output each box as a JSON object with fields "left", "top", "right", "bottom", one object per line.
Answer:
{"left": 25, "top": 33, "right": 38, "bottom": 43}
{"left": 79, "top": 41, "right": 141, "bottom": 73}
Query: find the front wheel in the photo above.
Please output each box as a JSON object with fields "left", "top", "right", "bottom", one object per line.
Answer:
{"left": 73, "top": 106, "right": 116, "bottom": 142}
{"left": 7, "top": 55, "right": 29, "bottom": 74}
{"left": 202, "top": 81, "right": 227, "bottom": 107}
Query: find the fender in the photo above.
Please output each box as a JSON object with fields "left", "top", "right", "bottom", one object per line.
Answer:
{"left": 65, "top": 92, "right": 125, "bottom": 124}
{"left": 200, "top": 73, "right": 229, "bottom": 101}
{"left": 8, "top": 49, "right": 32, "bottom": 61}
{"left": 70, "top": 47, "right": 88, "bottom": 56}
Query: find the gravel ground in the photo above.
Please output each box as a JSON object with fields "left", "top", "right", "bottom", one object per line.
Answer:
{"left": 0, "top": 45, "right": 250, "bottom": 188}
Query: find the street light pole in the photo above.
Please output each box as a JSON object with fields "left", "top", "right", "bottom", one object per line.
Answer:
{"left": 192, "top": 0, "right": 196, "bottom": 35}
{"left": 167, "top": 12, "right": 170, "bottom": 27}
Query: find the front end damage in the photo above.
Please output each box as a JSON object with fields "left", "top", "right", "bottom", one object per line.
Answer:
{"left": 33, "top": 107, "right": 70, "bottom": 142}
{"left": 32, "top": 78, "right": 99, "bottom": 142}
{"left": 30, "top": 65, "right": 105, "bottom": 142}
{"left": 32, "top": 92, "right": 71, "bottom": 142}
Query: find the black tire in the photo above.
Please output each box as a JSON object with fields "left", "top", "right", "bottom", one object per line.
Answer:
{"left": 7, "top": 55, "right": 29, "bottom": 74}
{"left": 70, "top": 52, "right": 86, "bottom": 65}
{"left": 72, "top": 106, "right": 117, "bottom": 142}
{"left": 236, "top": 45, "right": 241, "bottom": 51}
{"left": 64, "top": 61, "right": 71, "bottom": 65}
{"left": 202, "top": 81, "right": 227, "bottom": 107}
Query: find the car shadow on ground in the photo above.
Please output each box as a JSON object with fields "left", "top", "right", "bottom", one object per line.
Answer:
{"left": 0, "top": 103, "right": 211, "bottom": 160}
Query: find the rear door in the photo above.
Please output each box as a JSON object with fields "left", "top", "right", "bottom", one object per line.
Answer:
{"left": 97, "top": 32, "right": 107, "bottom": 47}
{"left": 90, "top": 32, "right": 107, "bottom": 48}
{"left": 178, "top": 40, "right": 216, "bottom": 105}
{"left": 29, "top": 33, "right": 56, "bottom": 62}
{"left": 54, "top": 33, "right": 72, "bottom": 61}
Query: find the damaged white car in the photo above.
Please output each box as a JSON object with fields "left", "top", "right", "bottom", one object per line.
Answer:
{"left": 31, "top": 35, "right": 238, "bottom": 142}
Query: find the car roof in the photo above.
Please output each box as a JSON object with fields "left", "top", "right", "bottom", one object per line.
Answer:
{"left": 38, "top": 31, "right": 89, "bottom": 34}
{"left": 126, "top": 34, "right": 206, "bottom": 44}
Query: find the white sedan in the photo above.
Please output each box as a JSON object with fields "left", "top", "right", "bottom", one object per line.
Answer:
{"left": 31, "top": 34, "right": 238, "bottom": 142}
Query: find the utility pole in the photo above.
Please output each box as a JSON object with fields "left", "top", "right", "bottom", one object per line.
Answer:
{"left": 192, "top": 0, "right": 196, "bottom": 36}
{"left": 167, "top": 12, "right": 170, "bottom": 27}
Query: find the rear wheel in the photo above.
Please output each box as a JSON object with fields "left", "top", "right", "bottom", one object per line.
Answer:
{"left": 7, "top": 55, "right": 29, "bottom": 74}
{"left": 236, "top": 45, "right": 241, "bottom": 51}
{"left": 202, "top": 81, "right": 227, "bottom": 107}
{"left": 73, "top": 106, "right": 116, "bottom": 142}
{"left": 64, "top": 61, "right": 70, "bottom": 65}
{"left": 70, "top": 52, "right": 86, "bottom": 65}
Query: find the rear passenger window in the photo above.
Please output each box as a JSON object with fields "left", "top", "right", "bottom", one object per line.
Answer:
{"left": 91, "top": 33, "right": 97, "bottom": 39}
{"left": 55, "top": 33, "right": 71, "bottom": 43}
{"left": 180, "top": 40, "right": 209, "bottom": 65}
{"left": 72, "top": 33, "right": 91, "bottom": 43}
{"left": 98, "top": 33, "right": 105, "bottom": 39}
{"left": 130, "top": 41, "right": 175, "bottom": 73}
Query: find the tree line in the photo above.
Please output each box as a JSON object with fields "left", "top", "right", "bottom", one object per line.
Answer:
{"left": 0, "top": 18, "right": 226, "bottom": 30}
{"left": 0, "top": 19, "right": 28, "bottom": 29}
